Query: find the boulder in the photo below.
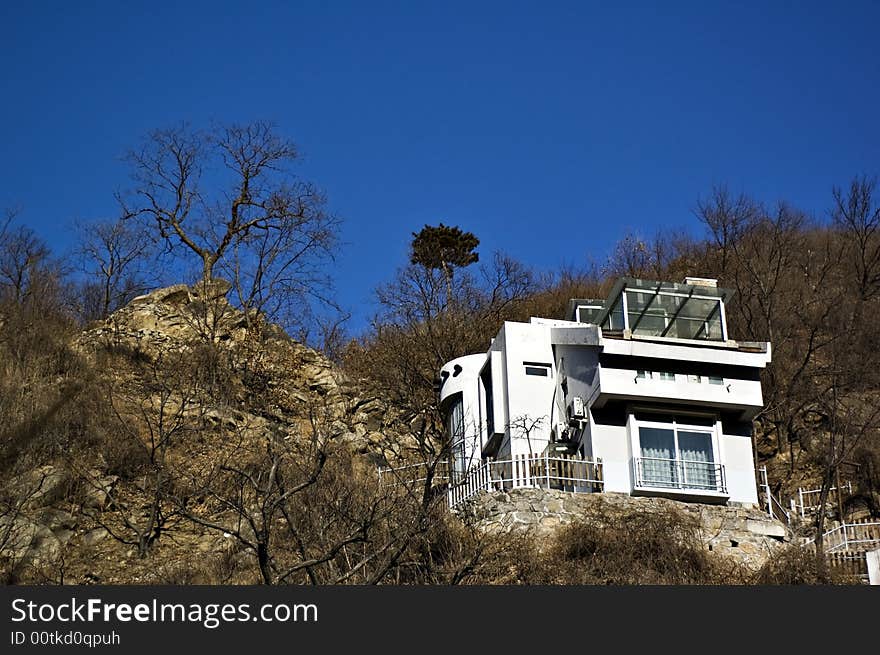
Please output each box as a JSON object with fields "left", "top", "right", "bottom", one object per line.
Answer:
{"left": 12, "top": 465, "right": 68, "bottom": 510}
{"left": 82, "top": 475, "right": 118, "bottom": 511}
{"left": 82, "top": 528, "right": 109, "bottom": 548}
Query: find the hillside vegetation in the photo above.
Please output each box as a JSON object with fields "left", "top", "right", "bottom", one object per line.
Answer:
{"left": 1, "top": 175, "right": 878, "bottom": 584}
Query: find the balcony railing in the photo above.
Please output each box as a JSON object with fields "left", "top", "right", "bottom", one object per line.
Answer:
{"left": 633, "top": 457, "right": 727, "bottom": 494}
{"left": 447, "top": 453, "right": 604, "bottom": 508}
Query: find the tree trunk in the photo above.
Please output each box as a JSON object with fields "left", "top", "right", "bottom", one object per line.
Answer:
{"left": 814, "top": 473, "right": 832, "bottom": 575}
{"left": 441, "top": 261, "right": 453, "bottom": 308}
{"left": 202, "top": 255, "right": 214, "bottom": 282}
{"left": 102, "top": 274, "right": 112, "bottom": 318}
{"left": 257, "top": 542, "right": 272, "bottom": 585}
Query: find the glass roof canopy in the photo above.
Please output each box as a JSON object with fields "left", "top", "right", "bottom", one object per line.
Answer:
{"left": 569, "top": 278, "right": 732, "bottom": 342}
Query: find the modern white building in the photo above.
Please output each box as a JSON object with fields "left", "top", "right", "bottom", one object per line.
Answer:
{"left": 439, "top": 276, "right": 772, "bottom": 507}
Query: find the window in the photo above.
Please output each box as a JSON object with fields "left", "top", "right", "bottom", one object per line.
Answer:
{"left": 480, "top": 364, "right": 494, "bottom": 437}
{"left": 603, "top": 286, "right": 726, "bottom": 341}
{"left": 446, "top": 396, "right": 466, "bottom": 480}
{"left": 687, "top": 374, "right": 702, "bottom": 383}
{"left": 636, "top": 370, "right": 674, "bottom": 381}
{"left": 602, "top": 296, "right": 626, "bottom": 331}
{"left": 634, "top": 414, "right": 723, "bottom": 492}
{"left": 524, "top": 362, "right": 551, "bottom": 377}
{"left": 708, "top": 375, "right": 724, "bottom": 385}
{"left": 576, "top": 304, "right": 604, "bottom": 324}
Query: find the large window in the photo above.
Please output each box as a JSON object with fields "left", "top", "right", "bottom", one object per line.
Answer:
{"left": 602, "top": 287, "right": 726, "bottom": 341}
{"left": 633, "top": 413, "right": 724, "bottom": 492}
{"left": 446, "top": 395, "right": 466, "bottom": 481}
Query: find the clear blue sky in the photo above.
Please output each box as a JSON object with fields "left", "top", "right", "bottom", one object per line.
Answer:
{"left": 2, "top": 1, "right": 878, "bottom": 332}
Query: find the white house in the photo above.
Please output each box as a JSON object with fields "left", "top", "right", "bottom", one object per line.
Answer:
{"left": 439, "top": 276, "right": 772, "bottom": 507}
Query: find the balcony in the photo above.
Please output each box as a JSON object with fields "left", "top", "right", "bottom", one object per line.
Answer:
{"left": 447, "top": 453, "right": 604, "bottom": 508}
{"left": 632, "top": 457, "right": 727, "bottom": 496}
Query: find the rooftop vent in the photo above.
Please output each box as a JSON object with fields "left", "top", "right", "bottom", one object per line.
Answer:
{"left": 683, "top": 277, "right": 717, "bottom": 288}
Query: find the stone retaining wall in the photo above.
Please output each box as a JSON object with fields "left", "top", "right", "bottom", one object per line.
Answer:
{"left": 461, "top": 488, "right": 789, "bottom": 569}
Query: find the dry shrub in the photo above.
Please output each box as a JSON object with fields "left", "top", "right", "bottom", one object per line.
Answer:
{"left": 152, "top": 546, "right": 255, "bottom": 585}
{"left": 475, "top": 499, "right": 736, "bottom": 585}
{"left": 751, "top": 546, "right": 856, "bottom": 585}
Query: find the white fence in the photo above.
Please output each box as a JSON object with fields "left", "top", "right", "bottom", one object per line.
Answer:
{"left": 825, "top": 551, "right": 869, "bottom": 581}
{"left": 377, "top": 460, "right": 449, "bottom": 488}
{"left": 446, "top": 453, "right": 603, "bottom": 508}
{"left": 818, "top": 519, "right": 880, "bottom": 553}
{"left": 757, "top": 466, "right": 791, "bottom": 525}
{"left": 790, "top": 481, "right": 853, "bottom": 519}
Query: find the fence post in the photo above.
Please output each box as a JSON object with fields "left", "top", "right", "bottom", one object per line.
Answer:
{"left": 799, "top": 487, "right": 805, "bottom": 519}
{"left": 761, "top": 467, "right": 772, "bottom": 518}
{"left": 545, "top": 451, "right": 551, "bottom": 489}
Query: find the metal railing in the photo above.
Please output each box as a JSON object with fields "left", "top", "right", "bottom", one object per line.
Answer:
{"left": 377, "top": 460, "right": 449, "bottom": 488}
{"left": 814, "top": 519, "right": 880, "bottom": 554}
{"left": 791, "top": 481, "right": 853, "bottom": 519}
{"left": 447, "top": 453, "right": 604, "bottom": 508}
{"left": 633, "top": 457, "right": 727, "bottom": 494}
{"left": 757, "top": 465, "right": 791, "bottom": 525}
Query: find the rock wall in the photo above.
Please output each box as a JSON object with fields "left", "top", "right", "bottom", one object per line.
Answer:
{"left": 463, "top": 488, "right": 789, "bottom": 569}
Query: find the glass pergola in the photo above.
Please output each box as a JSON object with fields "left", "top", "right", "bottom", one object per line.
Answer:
{"left": 576, "top": 278, "right": 730, "bottom": 342}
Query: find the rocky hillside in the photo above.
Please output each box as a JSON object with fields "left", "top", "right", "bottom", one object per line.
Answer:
{"left": 2, "top": 282, "right": 420, "bottom": 584}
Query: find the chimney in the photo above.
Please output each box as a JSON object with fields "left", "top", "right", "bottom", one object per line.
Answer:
{"left": 684, "top": 276, "right": 717, "bottom": 288}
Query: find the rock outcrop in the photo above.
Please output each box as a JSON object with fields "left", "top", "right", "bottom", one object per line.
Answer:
{"left": 1, "top": 281, "right": 412, "bottom": 583}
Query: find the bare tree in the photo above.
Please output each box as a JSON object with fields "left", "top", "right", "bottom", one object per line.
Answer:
{"left": 605, "top": 231, "right": 654, "bottom": 278}
{"left": 832, "top": 175, "right": 880, "bottom": 302}
{"left": 695, "top": 186, "right": 760, "bottom": 279}
{"left": 0, "top": 207, "right": 15, "bottom": 243}
{"left": 172, "top": 400, "right": 429, "bottom": 585}
{"left": 803, "top": 380, "right": 880, "bottom": 567}
{"left": 118, "top": 121, "right": 339, "bottom": 331}
{"left": 0, "top": 224, "right": 52, "bottom": 305}
{"left": 509, "top": 414, "right": 547, "bottom": 458}
{"left": 74, "top": 217, "right": 155, "bottom": 321}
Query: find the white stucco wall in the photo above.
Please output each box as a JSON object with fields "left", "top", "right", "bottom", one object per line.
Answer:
{"left": 496, "top": 322, "right": 557, "bottom": 457}
{"left": 590, "top": 420, "right": 632, "bottom": 494}
{"left": 439, "top": 354, "right": 487, "bottom": 473}
{"left": 721, "top": 432, "right": 759, "bottom": 505}
{"left": 596, "top": 366, "right": 764, "bottom": 415}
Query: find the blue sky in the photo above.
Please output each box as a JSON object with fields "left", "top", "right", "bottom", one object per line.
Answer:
{"left": 2, "top": 1, "right": 878, "bottom": 332}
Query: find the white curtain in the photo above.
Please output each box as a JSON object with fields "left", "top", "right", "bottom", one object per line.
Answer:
{"left": 678, "top": 431, "right": 714, "bottom": 489}
{"left": 639, "top": 427, "right": 676, "bottom": 487}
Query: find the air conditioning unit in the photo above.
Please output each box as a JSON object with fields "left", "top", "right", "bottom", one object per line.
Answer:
{"left": 567, "top": 396, "right": 585, "bottom": 421}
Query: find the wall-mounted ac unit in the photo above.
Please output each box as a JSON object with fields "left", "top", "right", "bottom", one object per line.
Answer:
{"left": 567, "top": 396, "right": 585, "bottom": 421}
